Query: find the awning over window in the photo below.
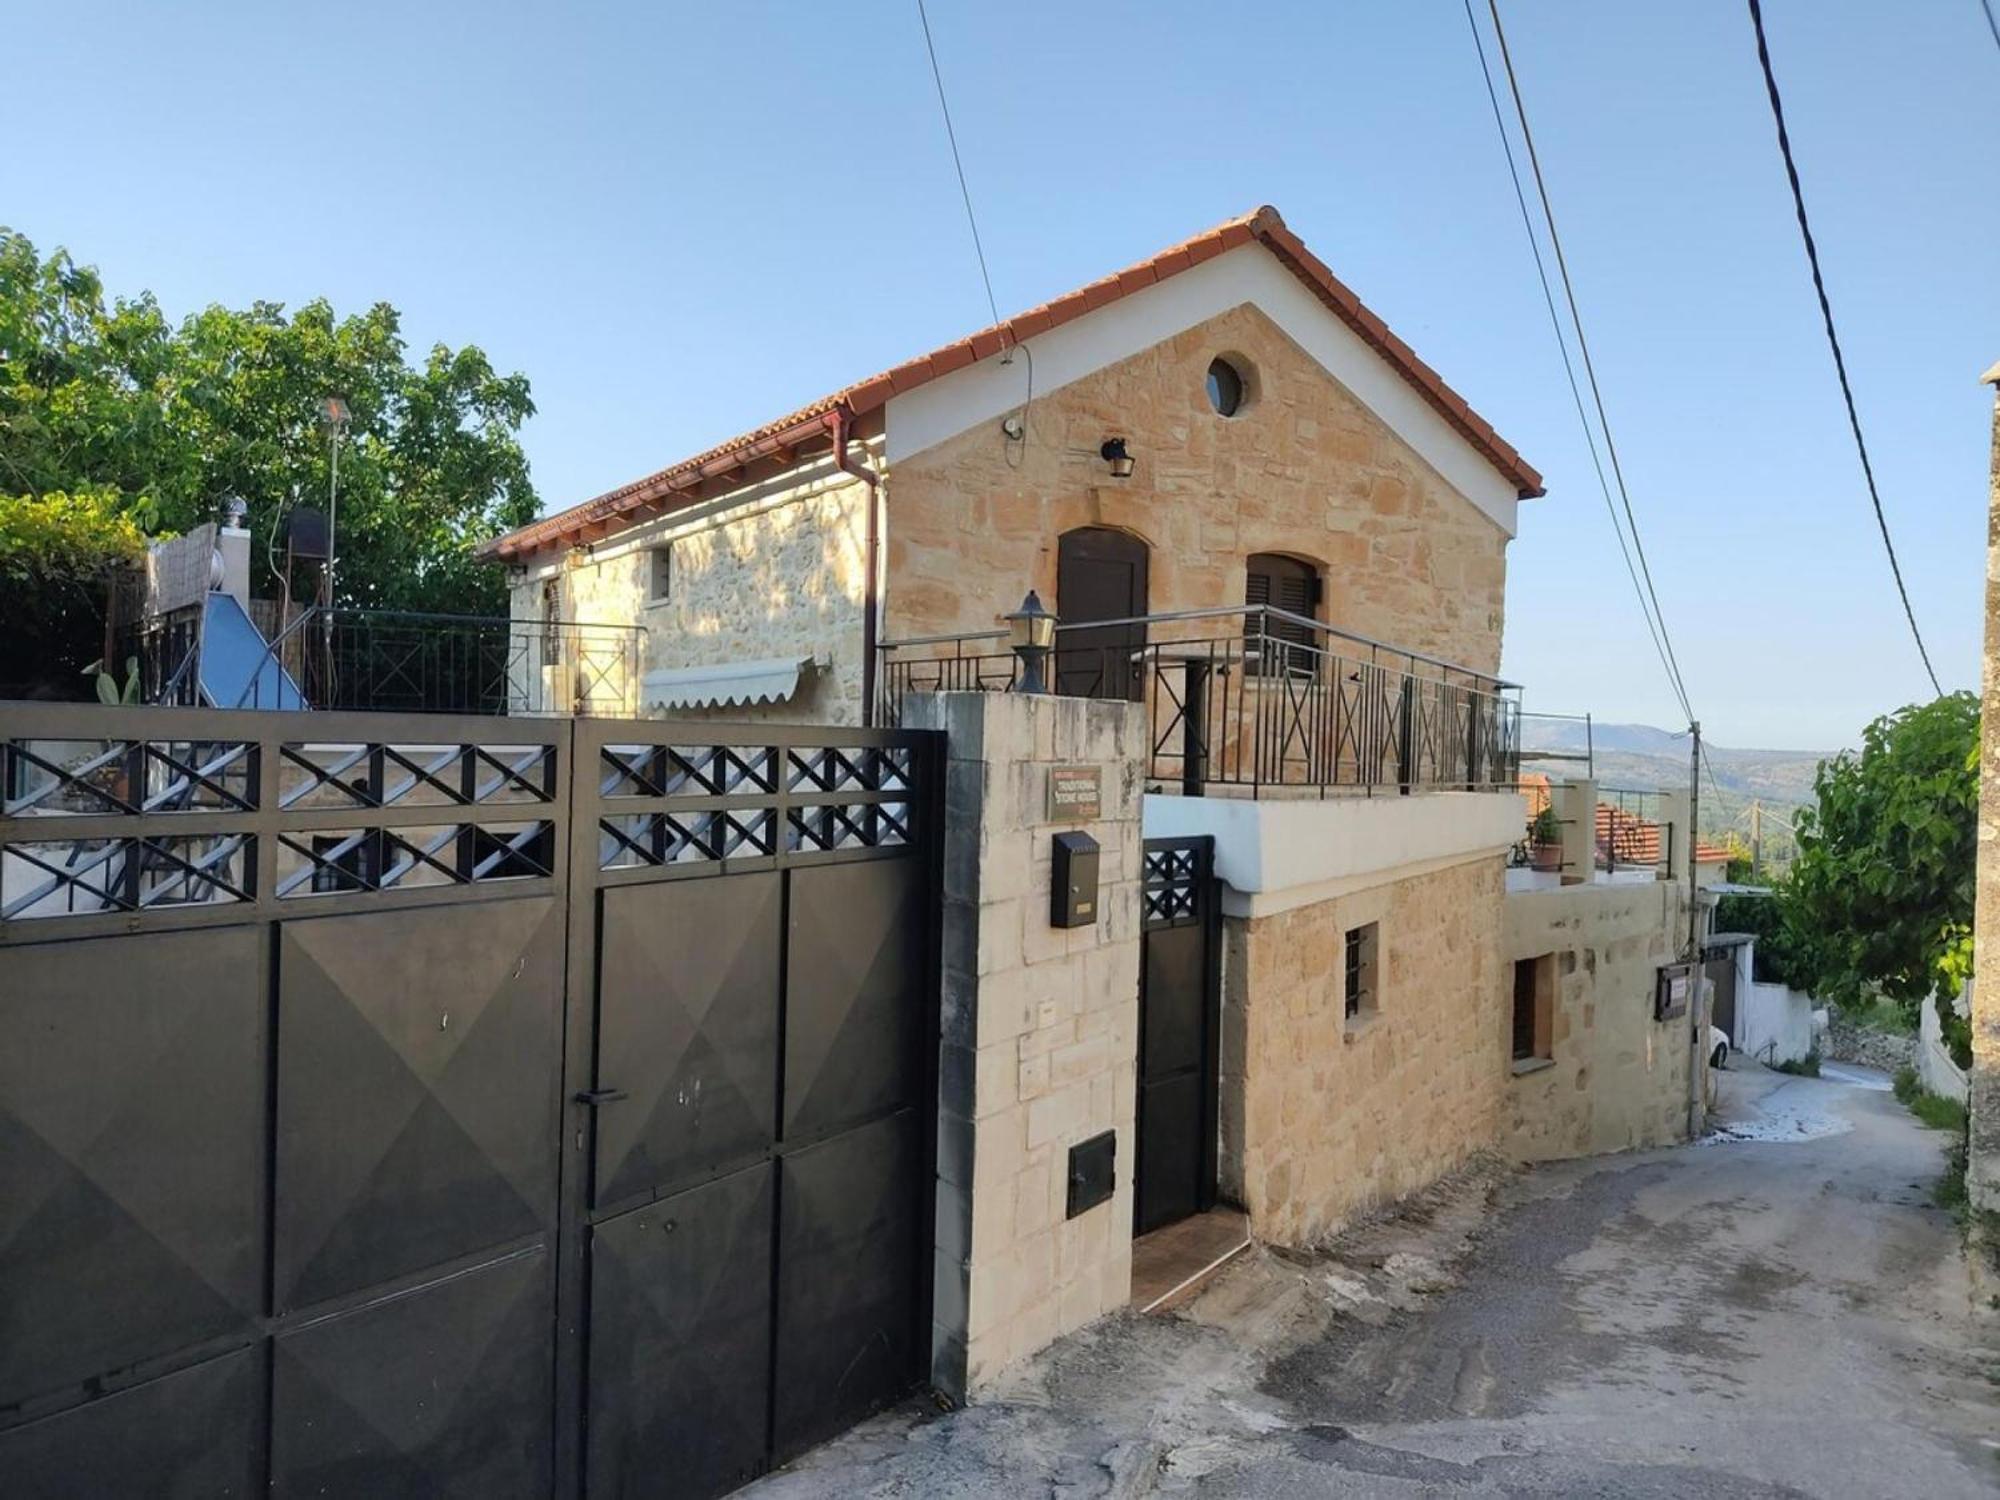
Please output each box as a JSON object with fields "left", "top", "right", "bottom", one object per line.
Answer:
{"left": 642, "top": 656, "right": 817, "bottom": 710}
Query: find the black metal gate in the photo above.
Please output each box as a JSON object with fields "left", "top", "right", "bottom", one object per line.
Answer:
{"left": 1134, "top": 836, "right": 1221, "bottom": 1236}
{"left": 0, "top": 703, "right": 940, "bottom": 1500}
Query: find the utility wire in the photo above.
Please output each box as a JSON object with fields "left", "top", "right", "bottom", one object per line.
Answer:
{"left": 915, "top": 0, "right": 1002, "bottom": 331}
{"left": 1461, "top": 0, "right": 1689, "bottom": 724}
{"left": 1982, "top": 0, "right": 2000, "bottom": 55}
{"left": 1485, "top": 0, "right": 1699, "bottom": 725}
{"left": 1745, "top": 0, "right": 1942, "bottom": 697}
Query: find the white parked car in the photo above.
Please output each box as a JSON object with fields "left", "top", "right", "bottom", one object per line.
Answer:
{"left": 1709, "top": 1026, "right": 1731, "bottom": 1071}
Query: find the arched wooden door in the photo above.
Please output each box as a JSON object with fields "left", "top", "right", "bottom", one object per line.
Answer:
{"left": 1055, "top": 527, "right": 1148, "bottom": 700}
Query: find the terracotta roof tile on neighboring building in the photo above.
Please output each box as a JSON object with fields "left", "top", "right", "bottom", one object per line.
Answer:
{"left": 1596, "top": 803, "right": 1732, "bottom": 867}
{"left": 481, "top": 205, "right": 1546, "bottom": 564}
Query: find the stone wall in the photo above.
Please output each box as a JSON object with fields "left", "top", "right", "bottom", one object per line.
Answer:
{"left": 906, "top": 692, "right": 1145, "bottom": 1398}
{"left": 1972, "top": 365, "right": 2000, "bottom": 1211}
{"left": 1823, "top": 1011, "right": 1917, "bottom": 1074}
{"left": 1502, "top": 880, "right": 1698, "bottom": 1162}
{"left": 507, "top": 464, "right": 872, "bottom": 723}
{"left": 882, "top": 301, "right": 1511, "bottom": 678}
{"left": 1221, "top": 855, "right": 1508, "bottom": 1247}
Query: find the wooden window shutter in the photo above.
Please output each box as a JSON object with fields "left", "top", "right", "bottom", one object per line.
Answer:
{"left": 1245, "top": 554, "right": 1319, "bottom": 660}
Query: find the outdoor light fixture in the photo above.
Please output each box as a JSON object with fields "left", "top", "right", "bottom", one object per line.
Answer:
{"left": 1005, "top": 589, "right": 1058, "bottom": 694}
{"left": 219, "top": 493, "right": 248, "bottom": 527}
{"left": 1100, "top": 437, "right": 1135, "bottom": 479}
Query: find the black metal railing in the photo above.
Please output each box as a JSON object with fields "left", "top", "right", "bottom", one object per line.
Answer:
{"left": 128, "top": 606, "right": 647, "bottom": 717}
{"left": 1597, "top": 785, "right": 1673, "bottom": 872}
{"left": 880, "top": 605, "right": 1520, "bottom": 797}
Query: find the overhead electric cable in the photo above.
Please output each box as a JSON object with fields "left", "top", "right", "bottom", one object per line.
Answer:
{"left": 1982, "top": 0, "right": 2000, "bottom": 56}
{"left": 1745, "top": 0, "right": 1942, "bottom": 697}
{"left": 1462, "top": 0, "right": 1689, "bottom": 723}
{"left": 1484, "top": 0, "right": 1699, "bottom": 724}
{"left": 915, "top": 0, "right": 1002, "bottom": 331}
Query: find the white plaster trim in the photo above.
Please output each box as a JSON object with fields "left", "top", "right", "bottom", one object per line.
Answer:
{"left": 883, "top": 243, "right": 1522, "bottom": 536}
{"left": 1143, "top": 790, "right": 1527, "bottom": 918}
{"left": 1212, "top": 845, "right": 1514, "bottom": 919}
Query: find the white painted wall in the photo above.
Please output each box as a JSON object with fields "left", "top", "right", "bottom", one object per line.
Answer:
{"left": 1918, "top": 987, "right": 1971, "bottom": 1105}
{"left": 885, "top": 243, "right": 1524, "bottom": 536}
{"left": 1731, "top": 940, "right": 1817, "bottom": 1067}
{"left": 1143, "top": 790, "right": 1527, "bottom": 914}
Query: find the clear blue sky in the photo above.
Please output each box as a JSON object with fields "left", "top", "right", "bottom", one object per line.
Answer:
{"left": 8, "top": 1, "right": 1995, "bottom": 750}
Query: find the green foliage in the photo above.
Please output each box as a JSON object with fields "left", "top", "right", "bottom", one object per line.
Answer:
{"left": 1935, "top": 1139, "right": 1968, "bottom": 1215}
{"left": 1770, "top": 1050, "right": 1821, "bottom": 1078}
{"left": 1712, "top": 890, "right": 1818, "bottom": 992}
{"left": 0, "top": 487, "right": 146, "bottom": 693}
{"left": 83, "top": 655, "right": 141, "bottom": 705}
{"left": 1777, "top": 694, "right": 1979, "bottom": 1023}
{"left": 1847, "top": 998, "right": 1917, "bottom": 1037}
{"left": 0, "top": 228, "right": 539, "bottom": 631}
{"left": 1890, "top": 1063, "right": 1967, "bottom": 1132}
{"left": 1932, "top": 993, "right": 1974, "bottom": 1071}
{"left": 1528, "top": 806, "right": 1560, "bottom": 845}
{"left": 1911, "top": 1091, "right": 1969, "bottom": 1134}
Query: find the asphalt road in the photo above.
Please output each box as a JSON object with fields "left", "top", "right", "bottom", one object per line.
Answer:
{"left": 756, "top": 1063, "right": 1999, "bottom": 1498}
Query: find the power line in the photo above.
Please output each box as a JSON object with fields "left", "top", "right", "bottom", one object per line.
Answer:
{"left": 1461, "top": 0, "right": 1689, "bottom": 724}
{"left": 1745, "top": 0, "right": 1943, "bottom": 697}
{"left": 1982, "top": 0, "right": 2000, "bottom": 56}
{"left": 915, "top": 0, "right": 1002, "bottom": 330}
{"left": 1484, "top": 0, "right": 1699, "bottom": 726}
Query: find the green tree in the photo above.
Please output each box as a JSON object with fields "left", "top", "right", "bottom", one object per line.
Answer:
{"left": 0, "top": 488, "right": 148, "bottom": 696}
{"left": 0, "top": 229, "right": 539, "bottom": 631}
{"left": 1778, "top": 693, "right": 1979, "bottom": 1023}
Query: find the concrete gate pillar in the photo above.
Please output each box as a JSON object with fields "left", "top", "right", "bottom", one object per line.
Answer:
{"left": 903, "top": 691, "right": 1146, "bottom": 1400}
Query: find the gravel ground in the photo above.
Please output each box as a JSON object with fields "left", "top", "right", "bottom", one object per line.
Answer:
{"left": 749, "top": 1063, "right": 2000, "bottom": 1498}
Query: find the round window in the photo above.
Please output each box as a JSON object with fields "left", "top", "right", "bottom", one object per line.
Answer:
{"left": 1206, "top": 357, "right": 1246, "bottom": 417}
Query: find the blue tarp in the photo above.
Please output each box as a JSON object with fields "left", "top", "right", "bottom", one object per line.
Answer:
{"left": 200, "top": 593, "right": 308, "bottom": 710}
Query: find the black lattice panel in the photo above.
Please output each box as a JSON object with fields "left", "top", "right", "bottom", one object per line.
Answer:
{"left": 279, "top": 741, "right": 555, "bottom": 812}
{"left": 599, "top": 808, "right": 777, "bottom": 869}
{"left": 787, "top": 800, "right": 910, "bottom": 854}
{"left": 276, "top": 822, "right": 554, "bottom": 898}
{"left": 599, "top": 744, "right": 777, "bottom": 800}
{"left": 1142, "top": 844, "right": 1203, "bottom": 930}
{"left": 3, "top": 738, "right": 257, "bottom": 818}
{"left": 2, "top": 834, "right": 255, "bottom": 921}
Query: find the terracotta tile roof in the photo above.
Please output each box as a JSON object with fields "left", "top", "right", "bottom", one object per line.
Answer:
{"left": 1596, "top": 803, "right": 1731, "bottom": 866}
{"left": 480, "top": 205, "right": 1545, "bottom": 564}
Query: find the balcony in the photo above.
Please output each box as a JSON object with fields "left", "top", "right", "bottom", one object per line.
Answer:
{"left": 879, "top": 604, "right": 1520, "bottom": 799}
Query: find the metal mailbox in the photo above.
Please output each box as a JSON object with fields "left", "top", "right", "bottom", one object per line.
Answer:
{"left": 1050, "top": 830, "right": 1100, "bottom": 929}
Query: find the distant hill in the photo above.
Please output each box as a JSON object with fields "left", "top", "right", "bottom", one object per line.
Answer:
{"left": 1518, "top": 720, "right": 1831, "bottom": 854}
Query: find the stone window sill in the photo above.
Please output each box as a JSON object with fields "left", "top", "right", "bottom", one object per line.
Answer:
{"left": 1510, "top": 1056, "right": 1556, "bottom": 1078}
{"left": 1342, "top": 1012, "right": 1381, "bottom": 1044}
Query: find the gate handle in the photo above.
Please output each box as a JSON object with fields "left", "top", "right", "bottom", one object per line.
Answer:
{"left": 573, "top": 1087, "right": 629, "bottom": 1107}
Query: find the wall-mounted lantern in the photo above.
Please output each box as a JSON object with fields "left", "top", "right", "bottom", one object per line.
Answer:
{"left": 1004, "top": 589, "right": 1057, "bottom": 694}
{"left": 1099, "top": 437, "right": 1135, "bottom": 479}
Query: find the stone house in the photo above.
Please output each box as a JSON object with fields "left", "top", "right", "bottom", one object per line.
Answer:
{"left": 480, "top": 209, "right": 1713, "bottom": 1393}
{"left": 479, "top": 205, "right": 1541, "bottom": 721}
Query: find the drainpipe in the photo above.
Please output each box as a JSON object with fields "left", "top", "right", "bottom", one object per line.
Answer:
{"left": 826, "top": 405, "right": 882, "bottom": 726}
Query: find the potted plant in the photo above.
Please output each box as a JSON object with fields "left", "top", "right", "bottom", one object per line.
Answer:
{"left": 1528, "top": 806, "right": 1563, "bottom": 872}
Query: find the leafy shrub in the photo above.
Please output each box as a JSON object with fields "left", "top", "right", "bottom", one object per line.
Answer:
{"left": 1712, "top": 890, "right": 1818, "bottom": 992}
{"left": 0, "top": 487, "right": 146, "bottom": 697}
{"left": 1892, "top": 1066, "right": 1920, "bottom": 1104}
{"left": 1770, "top": 1051, "right": 1821, "bottom": 1078}
{"left": 1910, "top": 1092, "right": 1969, "bottom": 1134}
